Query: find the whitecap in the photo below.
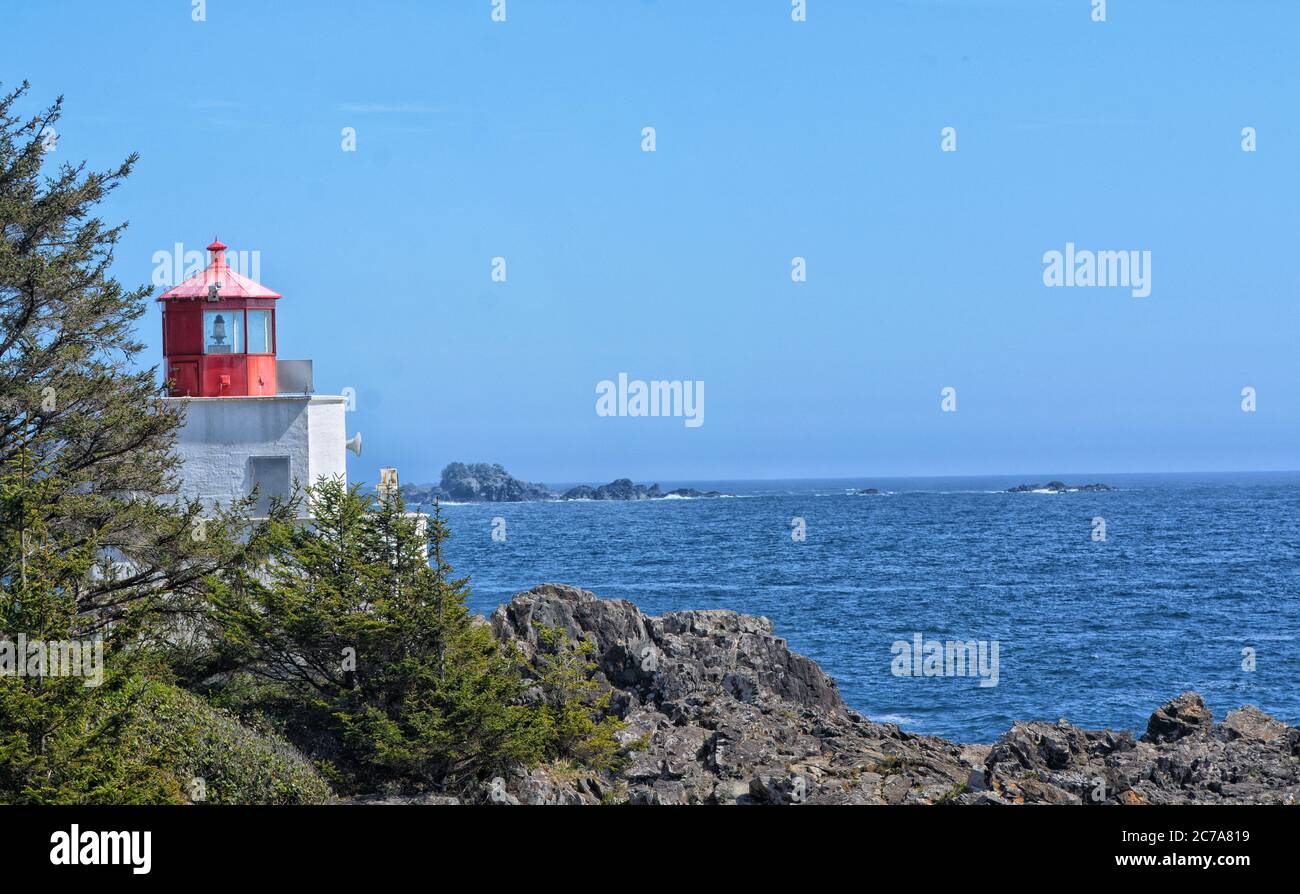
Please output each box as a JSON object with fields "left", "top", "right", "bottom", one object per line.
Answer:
{"left": 872, "top": 713, "right": 919, "bottom": 726}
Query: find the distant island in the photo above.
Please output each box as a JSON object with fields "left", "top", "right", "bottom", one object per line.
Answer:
{"left": 404, "top": 462, "right": 553, "bottom": 503}
{"left": 558, "top": 480, "right": 727, "bottom": 501}
{"left": 398, "top": 462, "right": 731, "bottom": 504}
{"left": 1007, "top": 480, "right": 1115, "bottom": 493}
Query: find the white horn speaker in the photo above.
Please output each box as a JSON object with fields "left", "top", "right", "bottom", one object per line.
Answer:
{"left": 345, "top": 432, "right": 362, "bottom": 456}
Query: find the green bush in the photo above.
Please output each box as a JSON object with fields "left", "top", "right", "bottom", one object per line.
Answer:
{"left": 210, "top": 480, "right": 632, "bottom": 796}
{"left": 212, "top": 481, "right": 548, "bottom": 795}
{"left": 131, "top": 682, "right": 334, "bottom": 805}
{"left": 0, "top": 675, "right": 333, "bottom": 805}
{"left": 533, "top": 627, "right": 634, "bottom": 774}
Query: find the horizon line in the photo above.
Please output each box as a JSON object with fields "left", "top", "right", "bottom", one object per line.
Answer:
{"left": 381, "top": 468, "right": 1300, "bottom": 487}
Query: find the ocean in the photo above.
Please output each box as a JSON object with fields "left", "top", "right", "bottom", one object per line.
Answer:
{"left": 435, "top": 472, "right": 1300, "bottom": 743}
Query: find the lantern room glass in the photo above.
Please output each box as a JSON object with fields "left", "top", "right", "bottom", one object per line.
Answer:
{"left": 203, "top": 311, "right": 241, "bottom": 354}
{"left": 247, "top": 310, "right": 272, "bottom": 354}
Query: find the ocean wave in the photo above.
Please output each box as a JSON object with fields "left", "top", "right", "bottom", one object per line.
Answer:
{"left": 872, "top": 713, "right": 919, "bottom": 726}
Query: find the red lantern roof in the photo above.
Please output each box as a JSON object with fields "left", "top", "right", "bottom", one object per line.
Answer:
{"left": 157, "top": 239, "right": 281, "bottom": 301}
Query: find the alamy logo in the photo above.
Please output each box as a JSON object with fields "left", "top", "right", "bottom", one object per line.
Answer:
{"left": 50, "top": 825, "right": 151, "bottom": 874}
{"left": 1042, "top": 242, "right": 1151, "bottom": 298}
{"left": 151, "top": 242, "right": 261, "bottom": 288}
{"left": 1, "top": 636, "right": 103, "bottom": 686}
{"left": 595, "top": 373, "right": 704, "bottom": 428}
{"left": 891, "top": 633, "right": 1000, "bottom": 688}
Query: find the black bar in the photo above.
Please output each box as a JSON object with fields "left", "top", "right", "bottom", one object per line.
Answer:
{"left": 1, "top": 804, "right": 1279, "bottom": 880}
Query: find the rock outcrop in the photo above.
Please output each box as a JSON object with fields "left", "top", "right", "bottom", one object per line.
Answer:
{"left": 399, "top": 466, "right": 731, "bottom": 504}
{"left": 661, "top": 487, "right": 727, "bottom": 499}
{"left": 561, "top": 479, "right": 660, "bottom": 500}
{"left": 1007, "top": 481, "right": 1114, "bottom": 493}
{"left": 980, "top": 693, "right": 1300, "bottom": 805}
{"left": 403, "top": 462, "right": 555, "bottom": 503}
{"left": 560, "top": 479, "right": 728, "bottom": 500}
{"left": 1142, "top": 691, "right": 1214, "bottom": 743}
{"left": 474, "top": 584, "right": 1298, "bottom": 805}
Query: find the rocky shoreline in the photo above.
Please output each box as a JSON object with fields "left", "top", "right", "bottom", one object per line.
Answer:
{"left": 366, "top": 584, "right": 1298, "bottom": 805}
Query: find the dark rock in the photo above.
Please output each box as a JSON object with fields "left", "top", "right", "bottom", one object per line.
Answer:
{"left": 749, "top": 772, "right": 808, "bottom": 804}
{"left": 662, "top": 487, "right": 726, "bottom": 498}
{"left": 488, "top": 584, "right": 970, "bottom": 806}
{"left": 1143, "top": 692, "right": 1213, "bottom": 744}
{"left": 559, "top": 479, "right": 730, "bottom": 500}
{"left": 856, "top": 487, "right": 881, "bottom": 495}
{"left": 582, "top": 478, "right": 659, "bottom": 500}
{"left": 470, "top": 586, "right": 1299, "bottom": 806}
{"left": 513, "top": 768, "right": 596, "bottom": 805}
{"left": 399, "top": 467, "right": 732, "bottom": 504}
{"left": 410, "top": 462, "right": 555, "bottom": 503}
{"left": 1007, "top": 777, "right": 1081, "bottom": 805}
{"left": 881, "top": 773, "right": 913, "bottom": 805}
{"left": 1007, "top": 481, "right": 1114, "bottom": 493}
{"left": 1219, "top": 705, "right": 1288, "bottom": 742}
{"left": 987, "top": 720, "right": 1089, "bottom": 772}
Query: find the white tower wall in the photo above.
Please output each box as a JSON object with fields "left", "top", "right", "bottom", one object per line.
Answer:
{"left": 166, "top": 394, "right": 348, "bottom": 515}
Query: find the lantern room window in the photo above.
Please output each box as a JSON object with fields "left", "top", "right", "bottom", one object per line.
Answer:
{"left": 247, "top": 310, "right": 273, "bottom": 354}
{"left": 204, "top": 311, "right": 242, "bottom": 354}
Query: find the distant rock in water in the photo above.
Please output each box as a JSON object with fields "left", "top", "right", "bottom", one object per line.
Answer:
{"left": 856, "top": 487, "right": 881, "bottom": 495}
{"left": 1007, "top": 480, "right": 1114, "bottom": 493}
{"left": 662, "top": 487, "right": 726, "bottom": 498}
{"left": 560, "top": 478, "right": 729, "bottom": 500}
{"left": 562, "top": 478, "right": 660, "bottom": 501}
{"left": 397, "top": 465, "right": 731, "bottom": 503}
{"left": 403, "top": 462, "right": 555, "bottom": 503}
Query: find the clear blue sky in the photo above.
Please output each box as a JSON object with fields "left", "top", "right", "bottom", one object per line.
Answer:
{"left": 6, "top": 1, "right": 1297, "bottom": 483}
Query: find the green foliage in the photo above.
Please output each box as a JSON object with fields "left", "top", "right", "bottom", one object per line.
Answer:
{"left": 0, "top": 82, "right": 629, "bottom": 802}
{"left": 130, "top": 681, "right": 333, "bottom": 805}
{"left": 213, "top": 480, "right": 551, "bottom": 794}
{"left": 212, "top": 480, "right": 636, "bottom": 795}
{"left": 532, "top": 626, "right": 632, "bottom": 774}
{"left": 0, "top": 82, "right": 294, "bottom": 804}
{"left": 0, "top": 670, "right": 332, "bottom": 804}
{"left": 0, "top": 668, "right": 182, "bottom": 804}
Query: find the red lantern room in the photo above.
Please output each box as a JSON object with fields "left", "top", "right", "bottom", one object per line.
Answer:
{"left": 158, "top": 239, "right": 280, "bottom": 397}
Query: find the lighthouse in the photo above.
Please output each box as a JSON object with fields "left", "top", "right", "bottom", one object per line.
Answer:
{"left": 159, "top": 239, "right": 358, "bottom": 516}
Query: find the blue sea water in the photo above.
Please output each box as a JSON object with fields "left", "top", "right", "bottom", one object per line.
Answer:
{"left": 435, "top": 472, "right": 1300, "bottom": 743}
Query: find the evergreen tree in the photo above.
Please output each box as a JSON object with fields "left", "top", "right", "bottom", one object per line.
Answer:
{"left": 213, "top": 480, "right": 547, "bottom": 794}
{"left": 0, "top": 83, "right": 279, "bottom": 802}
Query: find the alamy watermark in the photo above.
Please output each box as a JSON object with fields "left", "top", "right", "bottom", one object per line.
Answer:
{"left": 151, "top": 242, "right": 261, "bottom": 288}
{"left": 595, "top": 374, "right": 704, "bottom": 428}
{"left": 1042, "top": 242, "right": 1151, "bottom": 298}
{"left": 50, "top": 825, "right": 150, "bottom": 874}
{"left": 891, "top": 633, "right": 999, "bottom": 688}
{"left": 1, "top": 635, "right": 104, "bottom": 686}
